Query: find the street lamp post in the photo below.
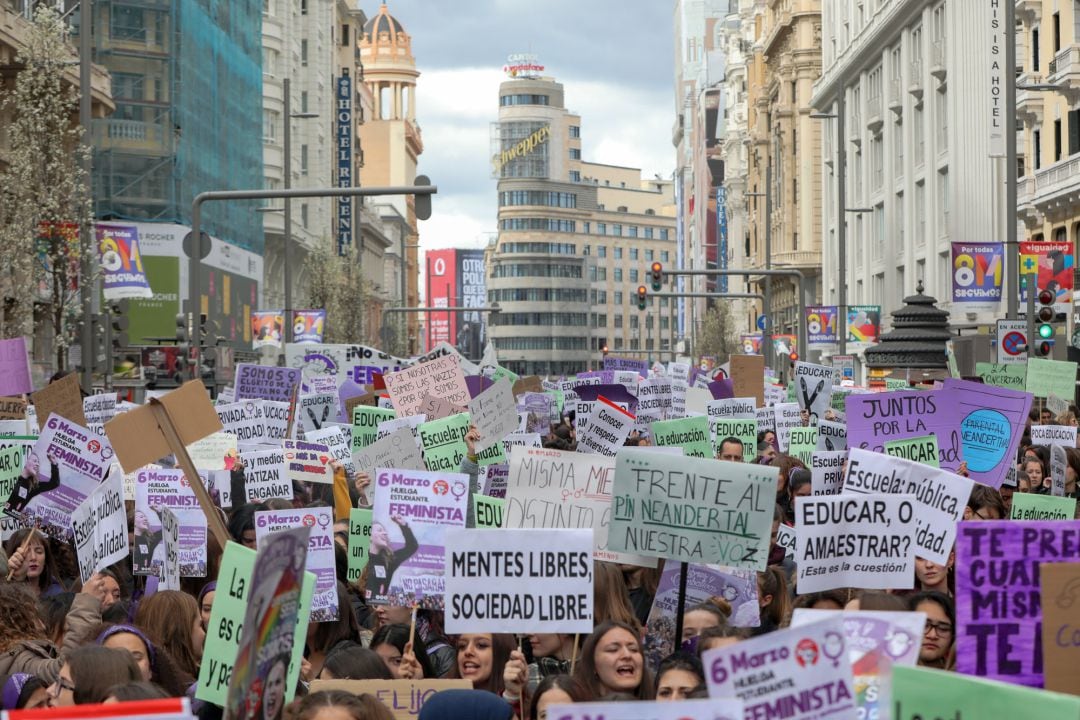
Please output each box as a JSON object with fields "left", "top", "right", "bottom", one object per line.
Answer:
{"left": 811, "top": 92, "right": 849, "bottom": 358}
{"left": 746, "top": 163, "right": 773, "bottom": 368}
{"left": 78, "top": 0, "right": 93, "bottom": 392}
{"left": 281, "top": 78, "right": 319, "bottom": 343}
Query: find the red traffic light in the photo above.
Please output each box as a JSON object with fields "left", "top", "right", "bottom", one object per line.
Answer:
{"left": 651, "top": 262, "right": 662, "bottom": 274}
{"left": 1038, "top": 289, "right": 1055, "bottom": 305}
{"left": 789, "top": 352, "right": 799, "bottom": 363}
{"left": 637, "top": 285, "right": 647, "bottom": 298}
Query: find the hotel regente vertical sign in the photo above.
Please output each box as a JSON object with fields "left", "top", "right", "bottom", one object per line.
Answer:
{"left": 336, "top": 73, "right": 353, "bottom": 255}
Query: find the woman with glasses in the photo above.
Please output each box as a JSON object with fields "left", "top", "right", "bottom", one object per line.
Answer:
{"left": 907, "top": 591, "right": 955, "bottom": 670}
{"left": 46, "top": 646, "right": 142, "bottom": 707}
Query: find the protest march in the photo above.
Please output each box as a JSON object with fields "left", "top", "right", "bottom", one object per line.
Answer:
{"left": 0, "top": 338, "right": 1077, "bottom": 720}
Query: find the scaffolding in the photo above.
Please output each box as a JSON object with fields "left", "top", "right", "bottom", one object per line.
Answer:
{"left": 90, "top": 0, "right": 264, "bottom": 254}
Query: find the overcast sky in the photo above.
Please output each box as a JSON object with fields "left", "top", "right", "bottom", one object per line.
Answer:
{"left": 379, "top": 0, "right": 677, "bottom": 252}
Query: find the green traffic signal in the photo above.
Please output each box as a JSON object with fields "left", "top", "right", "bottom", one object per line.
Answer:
{"left": 1039, "top": 323, "right": 1054, "bottom": 339}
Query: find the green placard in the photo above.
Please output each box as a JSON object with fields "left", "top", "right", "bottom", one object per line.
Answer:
{"left": 1026, "top": 357, "right": 1079, "bottom": 400}
{"left": 419, "top": 412, "right": 470, "bottom": 472}
{"left": 346, "top": 508, "right": 373, "bottom": 583}
{"left": 473, "top": 495, "right": 504, "bottom": 528}
{"left": 831, "top": 388, "right": 852, "bottom": 411}
{"left": 975, "top": 362, "right": 1027, "bottom": 390}
{"left": 788, "top": 426, "right": 818, "bottom": 464}
{"left": 1010, "top": 492, "right": 1077, "bottom": 521}
{"left": 884, "top": 434, "right": 940, "bottom": 468}
{"left": 351, "top": 406, "right": 396, "bottom": 452}
{"left": 0, "top": 444, "right": 26, "bottom": 501}
{"left": 650, "top": 416, "right": 712, "bottom": 458}
{"left": 490, "top": 366, "right": 519, "bottom": 385}
{"left": 892, "top": 665, "right": 1080, "bottom": 718}
{"left": 196, "top": 542, "right": 315, "bottom": 706}
{"left": 885, "top": 378, "right": 909, "bottom": 390}
{"left": 711, "top": 418, "right": 757, "bottom": 462}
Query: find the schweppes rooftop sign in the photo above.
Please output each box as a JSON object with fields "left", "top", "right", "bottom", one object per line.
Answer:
{"left": 491, "top": 125, "right": 550, "bottom": 175}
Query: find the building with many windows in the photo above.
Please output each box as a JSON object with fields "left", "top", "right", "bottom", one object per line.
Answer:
{"left": 811, "top": 0, "right": 1007, "bottom": 373}
{"left": 488, "top": 72, "right": 677, "bottom": 376}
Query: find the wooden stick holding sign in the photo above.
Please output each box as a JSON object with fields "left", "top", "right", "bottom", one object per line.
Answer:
{"left": 6, "top": 528, "right": 40, "bottom": 581}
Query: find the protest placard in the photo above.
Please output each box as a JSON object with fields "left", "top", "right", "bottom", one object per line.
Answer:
{"left": 366, "top": 467, "right": 469, "bottom": 608}
{"left": 504, "top": 447, "right": 655, "bottom": 567}
{"left": 186, "top": 431, "right": 239, "bottom": 471}
{"left": 299, "top": 392, "right": 337, "bottom": 435}
{"left": 479, "top": 463, "right": 508, "bottom": 498}
{"left": 6, "top": 414, "right": 113, "bottom": 541}
{"left": 975, "top": 362, "right": 1027, "bottom": 390}
{"left": 352, "top": 405, "right": 396, "bottom": 453}
{"left": 954, "top": 520, "right": 1080, "bottom": 686}
{"left": 243, "top": 449, "right": 291, "bottom": 502}
{"left": 710, "top": 418, "right": 757, "bottom": 462}
{"left": 1051, "top": 443, "right": 1068, "bottom": 496}
{"left": 254, "top": 507, "right": 338, "bottom": 621}
{"left": 795, "top": 494, "right": 917, "bottom": 593}
{"left": 234, "top": 364, "right": 301, "bottom": 403}
{"left": 773, "top": 403, "right": 802, "bottom": 453}
{"left": 354, "top": 427, "right": 426, "bottom": 481}
{"left": 892, "top": 665, "right": 1080, "bottom": 717}
{"left": 578, "top": 397, "right": 635, "bottom": 456}
{"left": 216, "top": 401, "right": 269, "bottom": 445}
{"left": 133, "top": 468, "right": 199, "bottom": 576}
{"left": 1010, "top": 492, "right": 1077, "bottom": 520}
{"left": 0, "top": 396, "right": 26, "bottom": 421}
{"left": 1041, "top": 562, "right": 1080, "bottom": 696}
{"left": 843, "top": 448, "right": 972, "bottom": 565}
{"left": 651, "top": 416, "right": 711, "bottom": 457}
{"left": 637, "top": 376, "right": 672, "bottom": 424}
{"left": 730, "top": 355, "right": 765, "bottom": 407}
{"left": 776, "top": 523, "right": 796, "bottom": 559}
{"left": 669, "top": 379, "right": 689, "bottom": 418}
{"left": 793, "top": 361, "right": 835, "bottom": 423}
{"left": 377, "top": 414, "right": 426, "bottom": 448}
{"left": 789, "top": 426, "right": 818, "bottom": 464}
{"left": 703, "top": 616, "right": 857, "bottom": 720}
{"left": 305, "top": 424, "right": 354, "bottom": 474}
{"left": 159, "top": 507, "right": 180, "bottom": 590}
{"left": 225, "top": 525, "right": 309, "bottom": 720}
{"left": 473, "top": 494, "right": 504, "bottom": 528}
{"left": 174, "top": 508, "right": 207, "bottom": 577}
{"left": 791, "top": 608, "right": 925, "bottom": 720}
{"left": 846, "top": 390, "right": 965, "bottom": 473}
{"left": 604, "top": 356, "right": 649, "bottom": 376}
{"left": 644, "top": 563, "right": 759, "bottom": 667}
{"left": 608, "top": 450, "right": 776, "bottom": 569}
{"left": 467, "top": 378, "right": 517, "bottom": 452}
{"left": 70, "top": 472, "right": 127, "bottom": 583}
{"left": 1030, "top": 424, "right": 1077, "bottom": 447}
{"left": 707, "top": 397, "right": 757, "bottom": 420}
{"left": 282, "top": 439, "right": 332, "bottom": 484}
{"left": 443, "top": 528, "right": 594, "bottom": 634}
{"left": 810, "top": 451, "right": 846, "bottom": 495}
{"left": 31, "top": 372, "right": 87, "bottom": 426}
{"left": 816, "top": 420, "right": 847, "bottom": 451}
{"left": 944, "top": 378, "right": 1032, "bottom": 489}
{"left": 547, "top": 700, "right": 744, "bottom": 720}
{"left": 884, "top": 435, "right": 939, "bottom": 467}
{"left": 308, "top": 679, "right": 471, "bottom": 720}
{"left": 384, "top": 354, "right": 470, "bottom": 417}
{"left": 0, "top": 337, "right": 31, "bottom": 396}
{"left": 346, "top": 507, "right": 373, "bottom": 584}
{"left": 1025, "top": 357, "right": 1079, "bottom": 399}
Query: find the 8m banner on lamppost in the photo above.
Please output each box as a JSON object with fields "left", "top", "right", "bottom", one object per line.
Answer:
{"left": 951, "top": 242, "right": 1003, "bottom": 307}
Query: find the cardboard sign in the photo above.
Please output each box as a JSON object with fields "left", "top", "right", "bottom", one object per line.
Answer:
{"left": 795, "top": 494, "right": 917, "bottom": 593}
{"left": 703, "top": 617, "right": 857, "bottom": 720}
{"left": 354, "top": 427, "right": 425, "bottom": 479}
{"left": 811, "top": 451, "right": 846, "bottom": 495}
{"left": 816, "top": 419, "right": 847, "bottom": 451}
{"left": 443, "top": 528, "right": 594, "bottom": 634}
{"left": 133, "top": 468, "right": 199, "bottom": 576}
{"left": 707, "top": 397, "right": 757, "bottom": 420}
{"left": 385, "top": 354, "right": 470, "bottom": 417}
{"left": 0, "top": 396, "right": 27, "bottom": 421}
{"left": 1040, "top": 562, "right": 1080, "bottom": 696}
{"left": 845, "top": 390, "right": 964, "bottom": 473}
{"left": 307, "top": 679, "right": 471, "bottom": 720}
{"left": 305, "top": 424, "right": 355, "bottom": 474}
{"left": 730, "top": 355, "right": 765, "bottom": 407}
{"left": 637, "top": 376, "right": 673, "bottom": 424}
{"left": 645, "top": 563, "right": 759, "bottom": 667}
{"left": 282, "top": 439, "right": 332, "bottom": 484}
{"left": 298, "top": 393, "right": 337, "bottom": 435}
{"left": 255, "top": 507, "right": 338, "bottom": 621}
{"left": 352, "top": 406, "right": 396, "bottom": 453}
{"left": 83, "top": 393, "right": 118, "bottom": 425}
{"left": 578, "top": 397, "right": 635, "bottom": 456}
{"left": 975, "top": 362, "right": 1027, "bottom": 390}
{"left": 233, "top": 363, "right": 301, "bottom": 403}
{"left": 473, "top": 494, "right": 504, "bottom": 528}
{"left": 954, "top": 520, "right": 1080, "bottom": 686}
{"left": 0, "top": 337, "right": 32, "bottom": 396}
{"left": 468, "top": 379, "right": 517, "bottom": 451}
{"left": 243, "top": 449, "right": 291, "bottom": 503}
{"left": 792, "top": 361, "right": 835, "bottom": 423}
{"left": 346, "top": 508, "right": 372, "bottom": 584}
{"left": 504, "top": 446, "right": 656, "bottom": 568}
{"left": 187, "top": 431, "right": 239, "bottom": 471}
{"left": 776, "top": 523, "right": 796, "bottom": 558}
{"left": 1030, "top": 424, "right": 1077, "bottom": 447}
{"left": 711, "top": 418, "right": 757, "bottom": 462}
{"left": 604, "top": 356, "right": 649, "bottom": 376}
{"left": 651, "top": 415, "right": 712, "bottom": 457}
{"left": 1026, "top": 357, "right": 1078, "bottom": 399}
{"left": 1010, "top": 492, "right": 1077, "bottom": 521}
{"left": 843, "top": 448, "right": 972, "bottom": 565}
{"left": 609, "top": 449, "right": 776, "bottom": 569}
{"left": 70, "top": 472, "right": 128, "bottom": 583}
{"left": 196, "top": 542, "right": 314, "bottom": 706}
{"left": 884, "top": 435, "right": 940, "bottom": 467}
{"left": 365, "top": 467, "right": 469, "bottom": 608}
{"left": 892, "top": 665, "right": 1080, "bottom": 717}
{"left": 31, "top": 372, "right": 87, "bottom": 427}
{"left": 547, "top": 700, "right": 744, "bottom": 720}
{"left": 225, "top": 526, "right": 309, "bottom": 720}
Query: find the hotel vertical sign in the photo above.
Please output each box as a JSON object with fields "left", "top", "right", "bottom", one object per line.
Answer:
{"left": 336, "top": 72, "right": 353, "bottom": 255}
{"left": 988, "top": 0, "right": 1006, "bottom": 157}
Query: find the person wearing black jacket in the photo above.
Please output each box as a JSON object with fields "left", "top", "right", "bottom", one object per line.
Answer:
{"left": 4, "top": 451, "right": 60, "bottom": 515}
{"left": 366, "top": 515, "right": 418, "bottom": 602}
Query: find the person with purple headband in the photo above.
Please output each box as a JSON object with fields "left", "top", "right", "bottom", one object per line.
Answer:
{"left": 1, "top": 673, "right": 48, "bottom": 711}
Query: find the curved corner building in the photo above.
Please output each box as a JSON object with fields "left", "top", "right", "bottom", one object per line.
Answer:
{"left": 488, "top": 72, "right": 676, "bottom": 377}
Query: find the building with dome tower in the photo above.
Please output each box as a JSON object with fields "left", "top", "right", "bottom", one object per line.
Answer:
{"left": 358, "top": 3, "right": 424, "bottom": 356}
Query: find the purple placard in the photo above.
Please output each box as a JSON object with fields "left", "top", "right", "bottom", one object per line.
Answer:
{"left": 465, "top": 374, "right": 494, "bottom": 399}
{"left": 955, "top": 520, "right": 1080, "bottom": 687}
{"left": 604, "top": 356, "right": 649, "bottom": 376}
{"left": 708, "top": 378, "right": 735, "bottom": 400}
{"left": 845, "top": 390, "right": 965, "bottom": 473}
{"left": 572, "top": 383, "right": 638, "bottom": 417}
{"left": 234, "top": 363, "right": 302, "bottom": 403}
{"left": 943, "top": 378, "right": 1032, "bottom": 489}
{"left": 0, "top": 337, "right": 32, "bottom": 396}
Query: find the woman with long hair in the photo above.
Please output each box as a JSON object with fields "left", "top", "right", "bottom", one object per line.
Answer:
{"left": 528, "top": 675, "right": 589, "bottom": 720}
{"left": 752, "top": 567, "right": 790, "bottom": 635}
{"left": 655, "top": 653, "right": 705, "bottom": 701}
{"left": 908, "top": 591, "right": 955, "bottom": 670}
{"left": 573, "top": 620, "right": 654, "bottom": 701}
{"left": 451, "top": 633, "right": 516, "bottom": 696}
{"left": 5, "top": 450, "right": 60, "bottom": 515}
{"left": 5, "top": 528, "right": 64, "bottom": 597}
{"left": 134, "top": 590, "right": 205, "bottom": 680}
{"left": 287, "top": 690, "right": 395, "bottom": 720}
{"left": 45, "top": 646, "right": 141, "bottom": 707}
{"left": 366, "top": 515, "right": 419, "bottom": 601}
{"left": 318, "top": 643, "right": 393, "bottom": 681}
{"left": 370, "top": 623, "right": 436, "bottom": 680}
{"left": 593, "top": 562, "right": 640, "bottom": 630}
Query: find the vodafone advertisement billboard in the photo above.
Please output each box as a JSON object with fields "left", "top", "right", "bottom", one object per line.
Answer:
{"left": 425, "top": 249, "right": 487, "bottom": 356}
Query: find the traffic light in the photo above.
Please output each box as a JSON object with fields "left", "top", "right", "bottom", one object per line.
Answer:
{"left": 601, "top": 341, "right": 609, "bottom": 357}
{"left": 414, "top": 175, "right": 432, "bottom": 221}
{"left": 1035, "top": 289, "right": 1056, "bottom": 356}
{"left": 108, "top": 300, "right": 130, "bottom": 352}
{"left": 175, "top": 313, "right": 190, "bottom": 374}
{"left": 637, "top": 285, "right": 648, "bottom": 311}
{"left": 650, "top": 262, "right": 663, "bottom": 291}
